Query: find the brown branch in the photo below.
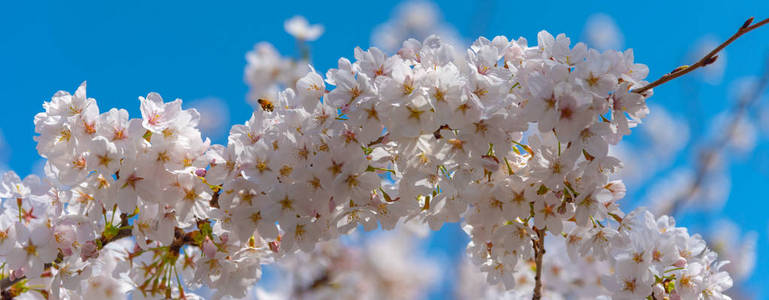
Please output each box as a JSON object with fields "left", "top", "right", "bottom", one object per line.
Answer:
{"left": 634, "top": 17, "right": 769, "bottom": 95}
{"left": 662, "top": 54, "right": 769, "bottom": 216}
{"left": 99, "top": 213, "right": 133, "bottom": 248}
{"left": 531, "top": 227, "right": 546, "bottom": 300}
{"left": 0, "top": 278, "right": 22, "bottom": 298}
{"left": 209, "top": 188, "right": 221, "bottom": 209}
{"left": 366, "top": 133, "right": 388, "bottom": 147}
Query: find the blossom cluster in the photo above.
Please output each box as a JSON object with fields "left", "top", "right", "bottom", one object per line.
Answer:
{"left": 0, "top": 27, "right": 735, "bottom": 299}
{"left": 458, "top": 209, "right": 733, "bottom": 299}
{"left": 598, "top": 210, "right": 733, "bottom": 299}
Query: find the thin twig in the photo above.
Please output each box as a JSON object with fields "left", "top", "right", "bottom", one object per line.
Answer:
{"left": 531, "top": 227, "right": 546, "bottom": 300}
{"left": 634, "top": 17, "right": 769, "bottom": 95}
{"left": 663, "top": 54, "right": 769, "bottom": 216}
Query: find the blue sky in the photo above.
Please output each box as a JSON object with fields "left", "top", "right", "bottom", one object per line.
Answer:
{"left": 2, "top": 0, "right": 769, "bottom": 299}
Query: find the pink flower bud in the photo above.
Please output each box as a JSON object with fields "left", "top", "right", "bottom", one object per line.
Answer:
{"left": 81, "top": 240, "right": 99, "bottom": 261}
{"left": 203, "top": 237, "right": 217, "bottom": 258}
{"left": 673, "top": 258, "right": 687, "bottom": 268}
{"left": 10, "top": 268, "right": 25, "bottom": 281}
{"left": 269, "top": 240, "right": 280, "bottom": 253}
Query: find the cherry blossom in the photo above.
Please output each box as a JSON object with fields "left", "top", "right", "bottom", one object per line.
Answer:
{"left": 0, "top": 15, "right": 740, "bottom": 300}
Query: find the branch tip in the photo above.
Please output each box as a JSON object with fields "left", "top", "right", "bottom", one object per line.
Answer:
{"left": 742, "top": 17, "right": 755, "bottom": 30}
{"left": 633, "top": 16, "right": 769, "bottom": 94}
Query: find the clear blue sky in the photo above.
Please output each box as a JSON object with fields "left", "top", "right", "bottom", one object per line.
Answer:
{"left": 1, "top": 0, "right": 768, "bottom": 299}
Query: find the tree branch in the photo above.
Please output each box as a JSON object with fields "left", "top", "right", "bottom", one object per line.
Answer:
{"left": 531, "top": 227, "right": 546, "bottom": 300}
{"left": 634, "top": 17, "right": 769, "bottom": 95}
{"left": 0, "top": 277, "right": 22, "bottom": 297}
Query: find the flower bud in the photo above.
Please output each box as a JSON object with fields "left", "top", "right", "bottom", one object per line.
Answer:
{"left": 203, "top": 237, "right": 217, "bottom": 258}
{"left": 673, "top": 258, "right": 687, "bottom": 268}
{"left": 81, "top": 240, "right": 99, "bottom": 261}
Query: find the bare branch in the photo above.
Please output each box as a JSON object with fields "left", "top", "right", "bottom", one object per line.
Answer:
{"left": 634, "top": 17, "right": 769, "bottom": 95}
{"left": 531, "top": 227, "right": 546, "bottom": 300}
